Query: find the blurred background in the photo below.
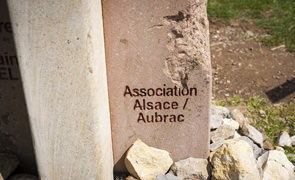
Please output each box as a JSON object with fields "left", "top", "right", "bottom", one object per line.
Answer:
{"left": 208, "top": 0, "right": 295, "bottom": 163}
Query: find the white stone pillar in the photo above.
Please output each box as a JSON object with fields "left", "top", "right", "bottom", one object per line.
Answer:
{"left": 7, "top": 1, "right": 113, "bottom": 179}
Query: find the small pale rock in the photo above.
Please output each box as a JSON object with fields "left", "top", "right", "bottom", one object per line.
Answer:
{"left": 0, "top": 153, "right": 19, "bottom": 179}
{"left": 263, "top": 140, "right": 274, "bottom": 150}
{"left": 211, "top": 139, "right": 261, "bottom": 180}
{"left": 239, "top": 124, "right": 263, "bottom": 147}
{"left": 275, "top": 146, "right": 285, "bottom": 153}
{"left": 278, "top": 131, "right": 292, "bottom": 147}
{"left": 7, "top": 174, "right": 38, "bottom": 180}
{"left": 155, "top": 174, "right": 180, "bottom": 180}
{"left": 125, "top": 139, "right": 173, "bottom": 180}
{"left": 259, "top": 110, "right": 266, "bottom": 117}
{"left": 171, "top": 157, "right": 211, "bottom": 180}
{"left": 240, "top": 136, "right": 264, "bottom": 159}
{"left": 211, "top": 124, "right": 235, "bottom": 143}
{"left": 228, "top": 106, "right": 249, "bottom": 117}
{"left": 210, "top": 140, "right": 224, "bottom": 152}
{"left": 291, "top": 136, "right": 295, "bottom": 146}
{"left": 211, "top": 105, "right": 234, "bottom": 130}
{"left": 231, "top": 109, "right": 248, "bottom": 128}
{"left": 258, "top": 150, "right": 294, "bottom": 180}
{"left": 246, "top": 30, "right": 254, "bottom": 37}
{"left": 223, "top": 118, "right": 239, "bottom": 130}
{"left": 183, "top": 174, "right": 207, "bottom": 180}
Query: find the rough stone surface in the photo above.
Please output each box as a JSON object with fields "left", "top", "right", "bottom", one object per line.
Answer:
{"left": 8, "top": 0, "right": 114, "bottom": 179}
{"left": 171, "top": 157, "right": 211, "bottom": 180}
{"left": 125, "top": 139, "right": 173, "bottom": 180}
{"left": 211, "top": 139, "right": 261, "bottom": 180}
{"left": 211, "top": 105, "right": 234, "bottom": 130}
{"left": 239, "top": 124, "right": 263, "bottom": 147}
{"left": 211, "top": 105, "right": 224, "bottom": 130}
{"left": 233, "top": 131, "right": 241, "bottom": 139}
{"left": 277, "top": 131, "right": 292, "bottom": 147}
{"left": 240, "top": 136, "right": 264, "bottom": 159}
{"left": 210, "top": 124, "right": 235, "bottom": 143}
{"left": 210, "top": 140, "right": 224, "bottom": 152}
{"left": 263, "top": 140, "right": 274, "bottom": 150}
{"left": 7, "top": 174, "right": 38, "bottom": 180}
{"left": 103, "top": 0, "right": 212, "bottom": 172}
{"left": 291, "top": 136, "right": 295, "bottom": 146}
{"left": 155, "top": 174, "right": 181, "bottom": 180}
{"left": 223, "top": 118, "right": 239, "bottom": 130}
{"left": 0, "top": 153, "right": 19, "bottom": 179}
{"left": 231, "top": 108, "right": 248, "bottom": 128}
{"left": 258, "top": 150, "right": 295, "bottom": 180}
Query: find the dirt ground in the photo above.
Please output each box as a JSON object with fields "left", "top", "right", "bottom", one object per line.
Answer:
{"left": 209, "top": 19, "right": 295, "bottom": 104}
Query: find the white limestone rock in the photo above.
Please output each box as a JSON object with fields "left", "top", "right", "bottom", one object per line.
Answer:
{"left": 239, "top": 124, "right": 263, "bottom": 147}
{"left": 211, "top": 105, "right": 234, "bottom": 130}
{"left": 210, "top": 139, "right": 261, "bottom": 180}
{"left": 223, "top": 118, "right": 239, "bottom": 130}
{"left": 233, "top": 131, "right": 241, "bottom": 139}
{"left": 258, "top": 150, "right": 295, "bottom": 180}
{"left": 0, "top": 153, "right": 19, "bottom": 180}
{"left": 210, "top": 124, "right": 235, "bottom": 143}
{"left": 231, "top": 108, "right": 248, "bottom": 128}
{"left": 277, "top": 131, "right": 292, "bottom": 147}
{"left": 7, "top": 0, "right": 114, "bottom": 179}
{"left": 125, "top": 139, "right": 173, "bottom": 180}
{"left": 155, "top": 174, "right": 180, "bottom": 180}
{"left": 240, "top": 136, "right": 264, "bottom": 159}
{"left": 210, "top": 140, "right": 224, "bottom": 152}
{"left": 259, "top": 110, "right": 266, "bottom": 117}
{"left": 171, "top": 157, "right": 211, "bottom": 180}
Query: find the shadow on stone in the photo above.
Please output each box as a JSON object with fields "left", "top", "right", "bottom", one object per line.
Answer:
{"left": 0, "top": 0, "right": 37, "bottom": 175}
{"left": 114, "top": 149, "right": 128, "bottom": 173}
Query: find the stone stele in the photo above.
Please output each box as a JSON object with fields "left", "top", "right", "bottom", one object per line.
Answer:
{"left": 102, "top": 0, "right": 212, "bottom": 172}
{"left": 8, "top": 0, "right": 113, "bottom": 179}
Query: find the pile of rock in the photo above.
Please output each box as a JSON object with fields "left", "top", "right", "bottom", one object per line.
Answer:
{"left": 0, "top": 153, "right": 37, "bottom": 180}
{"left": 122, "top": 105, "right": 295, "bottom": 180}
